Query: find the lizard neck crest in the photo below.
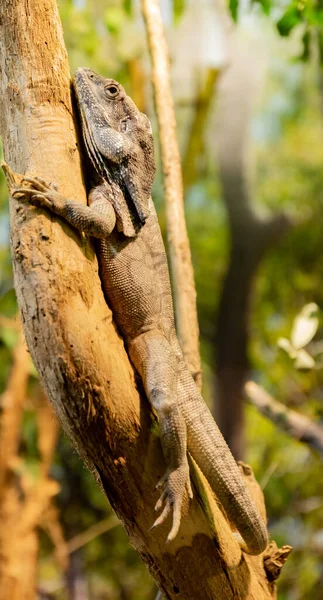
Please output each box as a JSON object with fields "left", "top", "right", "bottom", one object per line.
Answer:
{"left": 73, "top": 68, "right": 156, "bottom": 237}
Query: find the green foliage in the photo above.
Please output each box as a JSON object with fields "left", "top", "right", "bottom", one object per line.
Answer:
{"left": 173, "top": 0, "right": 186, "bottom": 23}
{"left": 281, "top": 1, "right": 323, "bottom": 32}
{"left": 229, "top": 0, "right": 239, "bottom": 22}
{"left": 276, "top": 2, "right": 304, "bottom": 37}
{"left": 123, "top": 0, "right": 132, "bottom": 17}
{"left": 252, "top": 0, "right": 271, "bottom": 16}
{"left": 229, "top": 0, "right": 323, "bottom": 62}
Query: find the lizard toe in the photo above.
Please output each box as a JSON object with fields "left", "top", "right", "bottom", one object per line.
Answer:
{"left": 151, "top": 499, "right": 171, "bottom": 530}
{"left": 154, "top": 487, "right": 167, "bottom": 512}
{"left": 166, "top": 501, "right": 181, "bottom": 543}
{"left": 186, "top": 477, "right": 193, "bottom": 500}
{"left": 21, "top": 176, "right": 49, "bottom": 192}
{"left": 152, "top": 463, "right": 191, "bottom": 543}
{"left": 155, "top": 469, "right": 170, "bottom": 490}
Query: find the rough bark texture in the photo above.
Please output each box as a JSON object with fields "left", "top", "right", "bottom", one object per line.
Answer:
{"left": 142, "top": 0, "right": 202, "bottom": 389}
{"left": 215, "top": 41, "right": 290, "bottom": 460}
{"left": 0, "top": 1, "right": 286, "bottom": 597}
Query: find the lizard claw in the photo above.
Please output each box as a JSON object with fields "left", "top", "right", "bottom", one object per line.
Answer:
{"left": 20, "top": 176, "right": 58, "bottom": 192}
{"left": 12, "top": 177, "right": 65, "bottom": 212}
{"left": 152, "top": 463, "right": 192, "bottom": 543}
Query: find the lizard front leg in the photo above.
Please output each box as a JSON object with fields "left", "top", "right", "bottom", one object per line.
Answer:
{"left": 12, "top": 177, "right": 116, "bottom": 239}
{"left": 128, "top": 331, "right": 193, "bottom": 542}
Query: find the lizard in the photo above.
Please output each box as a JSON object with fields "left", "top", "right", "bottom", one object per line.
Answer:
{"left": 12, "top": 67, "right": 268, "bottom": 555}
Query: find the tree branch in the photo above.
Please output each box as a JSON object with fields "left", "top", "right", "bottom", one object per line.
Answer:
{"left": 245, "top": 381, "right": 323, "bottom": 459}
{"left": 142, "top": 0, "right": 201, "bottom": 388}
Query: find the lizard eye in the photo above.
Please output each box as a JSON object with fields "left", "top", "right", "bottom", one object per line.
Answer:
{"left": 105, "top": 84, "right": 119, "bottom": 98}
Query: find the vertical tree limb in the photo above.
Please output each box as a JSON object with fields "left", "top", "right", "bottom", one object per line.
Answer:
{"left": 141, "top": 0, "right": 201, "bottom": 388}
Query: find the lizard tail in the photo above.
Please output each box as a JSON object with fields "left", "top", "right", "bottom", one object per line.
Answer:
{"left": 182, "top": 391, "right": 268, "bottom": 555}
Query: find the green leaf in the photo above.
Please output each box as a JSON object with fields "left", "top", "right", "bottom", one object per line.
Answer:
{"left": 0, "top": 326, "right": 19, "bottom": 349}
{"left": 252, "top": 0, "right": 271, "bottom": 16}
{"left": 277, "top": 4, "right": 302, "bottom": 37}
{"left": 123, "top": 0, "right": 132, "bottom": 16}
{"left": 173, "top": 0, "right": 186, "bottom": 23}
{"left": 290, "top": 303, "right": 319, "bottom": 350}
{"left": 104, "top": 6, "right": 126, "bottom": 35}
{"left": 0, "top": 288, "right": 17, "bottom": 317}
{"left": 299, "top": 29, "right": 310, "bottom": 62}
{"left": 229, "top": 0, "right": 239, "bottom": 22}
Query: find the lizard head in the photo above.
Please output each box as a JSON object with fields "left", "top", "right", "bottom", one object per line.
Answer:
{"left": 73, "top": 67, "right": 155, "bottom": 234}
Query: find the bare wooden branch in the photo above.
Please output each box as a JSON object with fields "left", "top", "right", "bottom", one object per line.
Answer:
{"left": 263, "top": 542, "right": 293, "bottom": 586}
{"left": 245, "top": 381, "right": 323, "bottom": 459}
{"left": 141, "top": 0, "right": 201, "bottom": 388}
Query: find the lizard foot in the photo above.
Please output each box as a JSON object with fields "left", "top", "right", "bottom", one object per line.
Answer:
{"left": 152, "top": 464, "right": 193, "bottom": 543}
{"left": 12, "top": 176, "right": 66, "bottom": 212}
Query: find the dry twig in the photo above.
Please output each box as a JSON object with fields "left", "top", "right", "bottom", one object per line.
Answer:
{"left": 245, "top": 381, "right": 323, "bottom": 459}
{"left": 142, "top": 0, "right": 201, "bottom": 388}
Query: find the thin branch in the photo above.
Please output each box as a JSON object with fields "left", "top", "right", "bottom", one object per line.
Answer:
{"left": 245, "top": 381, "right": 323, "bottom": 459}
{"left": 66, "top": 515, "right": 120, "bottom": 555}
{"left": 43, "top": 514, "right": 120, "bottom": 568}
{"left": 141, "top": 0, "right": 201, "bottom": 388}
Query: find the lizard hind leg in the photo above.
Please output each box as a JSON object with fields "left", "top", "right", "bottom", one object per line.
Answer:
{"left": 128, "top": 330, "right": 193, "bottom": 543}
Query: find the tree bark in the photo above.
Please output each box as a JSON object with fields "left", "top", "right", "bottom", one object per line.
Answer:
{"left": 0, "top": 1, "right": 287, "bottom": 597}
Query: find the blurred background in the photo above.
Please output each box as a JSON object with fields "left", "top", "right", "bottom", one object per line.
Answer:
{"left": 1, "top": 0, "right": 323, "bottom": 598}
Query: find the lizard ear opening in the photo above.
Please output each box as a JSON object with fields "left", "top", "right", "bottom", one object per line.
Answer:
{"left": 105, "top": 84, "right": 120, "bottom": 99}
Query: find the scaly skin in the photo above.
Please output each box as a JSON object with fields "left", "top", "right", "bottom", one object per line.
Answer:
{"left": 13, "top": 68, "right": 268, "bottom": 554}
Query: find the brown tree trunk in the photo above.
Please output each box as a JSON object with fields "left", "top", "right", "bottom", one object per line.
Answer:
{"left": 0, "top": 1, "right": 288, "bottom": 597}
